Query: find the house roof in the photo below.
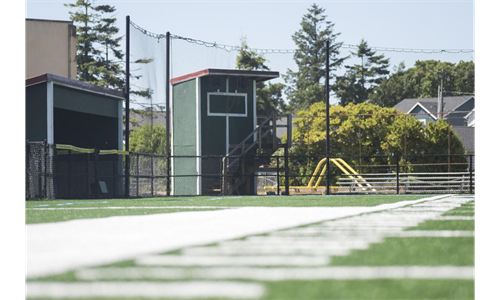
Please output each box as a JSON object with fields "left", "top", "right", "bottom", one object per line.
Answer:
{"left": 394, "top": 96, "right": 474, "bottom": 117}
{"left": 171, "top": 69, "right": 280, "bottom": 85}
{"left": 453, "top": 126, "right": 475, "bottom": 153}
{"left": 26, "top": 73, "right": 125, "bottom": 99}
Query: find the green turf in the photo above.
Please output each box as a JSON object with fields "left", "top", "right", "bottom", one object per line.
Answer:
{"left": 329, "top": 237, "right": 474, "bottom": 266}
{"left": 26, "top": 195, "right": 428, "bottom": 208}
{"left": 25, "top": 208, "right": 222, "bottom": 224}
{"left": 408, "top": 220, "right": 474, "bottom": 231}
{"left": 26, "top": 195, "right": 473, "bottom": 300}
{"left": 264, "top": 279, "right": 474, "bottom": 300}
{"left": 26, "top": 195, "right": 429, "bottom": 224}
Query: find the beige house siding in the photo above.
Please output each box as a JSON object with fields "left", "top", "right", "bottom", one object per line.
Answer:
{"left": 26, "top": 19, "right": 77, "bottom": 79}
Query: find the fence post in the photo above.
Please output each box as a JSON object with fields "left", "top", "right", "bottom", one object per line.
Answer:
{"left": 396, "top": 156, "right": 400, "bottom": 195}
{"left": 284, "top": 147, "right": 289, "bottom": 195}
{"left": 94, "top": 148, "right": 100, "bottom": 198}
{"left": 136, "top": 154, "right": 140, "bottom": 197}
{"left": 26, "top": 140, "right": 30, "bottom": 199}
{"left": 151, "top": 154, "right": 154, "bottom": 196}
{"left": 67, "top": 148, "right": 72, "bottom": 199}
{"left": 86, "top": 152, "right": 91, "bottom": 199}
{"left": 44, "top": 141, "right": 48, "bottom": 199}
{"left": 222, "top": 156, "right": 227, "bottom": 196}
{"left": 276, "top": 155, "right": 280, "bottom": 195}
{"left": 469, "top": 154, "right": 473, "bottom": 194}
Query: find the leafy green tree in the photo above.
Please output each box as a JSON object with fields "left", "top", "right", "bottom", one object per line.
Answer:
{"left": 129, "top": 124, "right": 167, "bottom": 155}
{"left": 371, "top": 60, "right": 475, "bottom": 107}
{"left": 283, "top": 102, "right": 466, "bottom": 185}
{"left": 334, "top": 39, "right": 390, "bottom": 105}
{"left": 284, "top": 3, "right": 347, "bottom": 112}
{"left": 236, "top": 38, "right": 287, "bottom": 115}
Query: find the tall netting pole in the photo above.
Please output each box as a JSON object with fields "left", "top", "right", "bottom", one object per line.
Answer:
{"left": 325, "top": 40, "right": 331, "bottom": 195}
{"left": 125, "top": 15, "right": 131, "bottom": 197}
{"left": 166, "top": 31, "right": 171, "bottom": 197}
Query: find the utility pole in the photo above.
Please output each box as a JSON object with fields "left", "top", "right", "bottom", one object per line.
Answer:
{"left": 437, "top": 70, "right": 446, "bottom": 119}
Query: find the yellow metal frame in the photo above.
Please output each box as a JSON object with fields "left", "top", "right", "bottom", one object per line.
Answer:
{"left": 307, "top": 158, "right": 375, "bottom": 191}
{"left": 55, "top": 144, "right": 129, "bottom": 155}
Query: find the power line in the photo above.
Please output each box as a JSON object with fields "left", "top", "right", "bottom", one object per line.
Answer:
{"left": 130, "top": 20, "right": 474, "bottom": 55}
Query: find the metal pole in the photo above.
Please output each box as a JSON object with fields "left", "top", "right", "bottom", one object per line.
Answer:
{"left": 325, "top": 40, "right": 330, "bottom": 195}
{"left": 125, "top": 16, "right": 131, "bottom": 197}
{"left": 284, "top": 147, "right": 289, "bottom": 195}
{"left": 67, "top": 149, "right": 72, "bottom": 199}
{"left": 94, "top": 148, "right": 100, "bottom": 198}
{"left": 166, "top": 31, "right": 171, "bottom": 197}
{"left": 396, "top": 155, "right": 400, "bottom": 194}
{"left": 151, "top": 154, "right": 154, "bottom": 196}
{"left": 26, "top": 141, "right": 30, "bottom": 199}
{"left": 276, "top": 156, "right": 280, "bottom": 195}
{"left": 469, "top": 154, "right": 473, "bottom": 194}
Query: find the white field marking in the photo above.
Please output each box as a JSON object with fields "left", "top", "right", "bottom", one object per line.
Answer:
{"left": 435, "top": 216, "right": 475, "bottom": 221}
{"left": 391, "top": 230, "right": 474, "bottom": 237}
{"left": 27, "top": 196, "right": 448, "bottom": 278}
{"left": 217, "top": 238, "right": 378, "bottom": 247}
{"left": 136, "top": 255, "right": 331, "bottom": 266}
{"left": 26, "top": 206, "right": 234, "bottom": 210}
{"left": 179, "top": 196, "right": 471, "bottom": 258}
{"left": 243, "top": 236, "right": 383, "bottom": 244}
{"left": 26, "top": 281, "right": 265, "bottom": 299}
{"left": 75, "top": 266, "right": 474, "bottom": 281}
{"left": 181, "top": 246, "right": 353, "bottom": 256}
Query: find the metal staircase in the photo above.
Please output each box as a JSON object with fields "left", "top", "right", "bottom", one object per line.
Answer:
{"left": 222, "top": 114, "right": 291, "bottom": 195}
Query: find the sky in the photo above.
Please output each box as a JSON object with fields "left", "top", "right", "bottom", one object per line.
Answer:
{"left": 25, "top": 0, "right": 475, "bottom": 68}
{"left": 25, "top": 0, "right": 474, "bottom": 51}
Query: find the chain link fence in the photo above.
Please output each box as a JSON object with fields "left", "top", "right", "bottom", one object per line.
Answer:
{"left": 26, "top": 141, "right": 474, "bottom": 199}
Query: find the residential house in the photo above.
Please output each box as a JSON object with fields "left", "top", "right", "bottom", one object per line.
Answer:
{"left": 393, "top": 96, "right": 475, "bottom": 154}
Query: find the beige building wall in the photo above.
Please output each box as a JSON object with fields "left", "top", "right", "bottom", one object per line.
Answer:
{"left": 26, "top": 19, "right": 77, "bottom": 79}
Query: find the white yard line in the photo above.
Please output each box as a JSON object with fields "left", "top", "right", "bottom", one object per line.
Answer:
{"left": 26, "top": 281, "right": 265, "bottom": 299}
{"left": 137, "top": 255, "right": 331, "bottom": 267}
{"left": 435, "top": 216, "right": 475, "bottom": 221}
{"left": 26, "top": 206, "right": 234, "bottom": 210}
{"left": 75, "top": 266, "right": 474, "bottom": 281}
{"left": 26, "top": 195, "right": 448, "bottom": 278}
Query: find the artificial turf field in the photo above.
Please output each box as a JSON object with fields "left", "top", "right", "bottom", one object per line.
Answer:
{"left": 26, "top": 194, "right": 474, "bottom": 299}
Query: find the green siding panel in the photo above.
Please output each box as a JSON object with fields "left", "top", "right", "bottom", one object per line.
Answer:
{"left": 54, "top": 85, "right": 120, "bottom": 118}
{"left": 172, "top": 79, "right": 198, "bottom": 195}
{"left": 201, "top": 76, "right": 255, "bottom": 155}
{"left": 26, "top": 83, "right": 48, "bottom": 141}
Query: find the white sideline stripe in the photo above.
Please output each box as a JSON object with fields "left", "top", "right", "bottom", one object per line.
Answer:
{"left": 76, "top": 266, "right": 474, "bottom": 281}
{"left": 182, "top": 247, "right": 353, "bottom": 256}
{"left": 435, "top": 216, "right": 475, "bottom": 221}
{"left": 136, "top": 255, "right": 330, "bottom": 266}
{"left": 393, "top": 230, "right": 474, "bottom": 237}
{"left": 26, "top": 281, "right": 265, "bottom": 299}
{"left": 27, "top": 206, "right": 233, "bottom": 210}
{"left": 27, "top": 195, "right": 450, "bottom": 278}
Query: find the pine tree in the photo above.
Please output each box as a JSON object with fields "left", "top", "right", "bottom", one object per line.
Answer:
{"left": 284, "top": 3, "right": 346, "bottom": 112}
{"left": 65, "top": 0, "right": 124, "bottom": 89}
{"left": 236, "top": 38, "right": 286, "bottom": 115}
{"left": 334, "top": 39, "right": 390, "bottom": 105}
{"left": 93, "top": 4, "right": 124, "bottom": 89}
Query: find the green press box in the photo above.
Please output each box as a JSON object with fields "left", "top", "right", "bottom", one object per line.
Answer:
{"left": 170, "top": 69, "right": 279, "bottom": 195}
